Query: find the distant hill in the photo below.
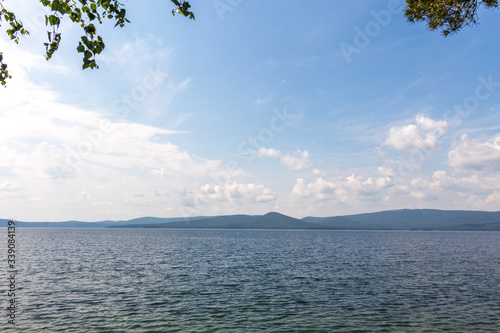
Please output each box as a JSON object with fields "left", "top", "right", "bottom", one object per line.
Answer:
{"left": 3, "top": 209, "right": 500, "bottom": 231}
{"left": 117, "top": 214, "right": 258, "bottom": 229}
{"left": 114, "top": 212, "right": 329, "bottom": 229}
{"left": 0, "top": 216, "right": 210, "bottom": 228}
{"left": 224, "top": 212, "right": 328, "bottom": 229}
{"left": 302, "top": 209, "right": 500, "bottom": 231}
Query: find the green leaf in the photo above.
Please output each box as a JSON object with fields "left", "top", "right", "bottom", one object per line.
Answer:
{"left": 50, "top": 0, "right": 60, "bottom": 11}
{"left": 1, "top": 0, "right": 194, "bottom": 82}
{"left": 48, "top": 15, "right": 60, "bottom": 27}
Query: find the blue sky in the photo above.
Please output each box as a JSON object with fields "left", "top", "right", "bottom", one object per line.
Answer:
{"left": 1, "top": 0, "right": 499, "bottom": 221}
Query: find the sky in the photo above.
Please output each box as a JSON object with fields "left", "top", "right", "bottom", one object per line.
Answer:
{"left": 1, "top": 0, "right": 499, "bottom": 222}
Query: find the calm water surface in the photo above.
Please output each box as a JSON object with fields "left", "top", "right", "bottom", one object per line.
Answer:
{"left": 1, "top": 228, "right": 499, "bottom": 332}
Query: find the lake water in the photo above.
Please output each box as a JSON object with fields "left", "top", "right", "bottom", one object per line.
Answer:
{"left": 2, "top": 228, "right": 500, "bottom": 332}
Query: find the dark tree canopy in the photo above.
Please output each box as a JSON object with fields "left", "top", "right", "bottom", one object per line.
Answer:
{"left": 405, "top": 0, "right": 499, "bottom": 36}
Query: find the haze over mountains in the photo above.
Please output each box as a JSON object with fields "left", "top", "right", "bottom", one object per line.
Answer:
{"left": 3, "top": 209, "right": 500, "bottom": 231}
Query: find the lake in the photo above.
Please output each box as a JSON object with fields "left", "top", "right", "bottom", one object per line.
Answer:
{"left": 2, "top": 228, "right": 500, "bottom": 332}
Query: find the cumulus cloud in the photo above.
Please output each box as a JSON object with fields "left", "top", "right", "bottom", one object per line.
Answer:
{"left": 198, "top": 183, "right": 275, "bottom": 203}
{"left": 402, "top": 170, "right": 500, "bottom": 204}
{"left": 287, "top": 168, "right": 500, "bottom": 214}
{"left": 384, "top": 114, "right": 448, "bottom": 151}
{"left": 345, "top": 174, "right": 386, "bottom": 198}
{"left": 377, "top": 166, "right": 396, "bottom": 177}
{"left": 448, "top": 134, "right": 500, "bottom": 172}
{"left": 292, "top": 173, "right": 388, "bottom": 203}
{"left": 281, "top": 150, "right": 312, "bottom": 170}
{"left": 258, "top": 148, "right": 312, "bottom": 170}
{"left": 312, "top": 169, "right": 324, "bottom": 176}
{"left": 292, "top": 177, "right": 337, "bottom": 200}
{"left": 179, "top": 183, "right": 276, "bottom": 217}
{"left": 257, "top": 148, "right": 281, "bottom": 158}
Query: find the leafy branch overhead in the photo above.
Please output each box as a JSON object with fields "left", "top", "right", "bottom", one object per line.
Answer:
{"left": 0, "top": 0, "right": 498, "bottom": 87}
{"left": 171, "top": 0, "right": 195, "bottom": 19}
{"left": 405, "top": 0, "right": 499, "bottom": 36}
{"left": 0, "top": 0, "right": 194, "bottom": 86}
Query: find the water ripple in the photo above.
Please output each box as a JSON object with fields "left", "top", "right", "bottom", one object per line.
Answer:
{"left": 0, "top": 229, "right": 498, "bottom": 332}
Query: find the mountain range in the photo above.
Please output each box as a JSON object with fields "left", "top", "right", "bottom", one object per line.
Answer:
{"left": 3, "top": 209, "right": 500, "bottom": 231}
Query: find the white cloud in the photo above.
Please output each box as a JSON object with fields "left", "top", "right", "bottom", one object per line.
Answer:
{"left": 124, "top": 194, "right": 154, "bottom": 206}
{"left": 0, "top": 41, "right": 251, "bottom": 221}
{"left": 401, "top": 170, "right": 500, "bottom": 204}
{"left": 448, "top": 133, "right": 500, "bottom": 172}
{"left": 485, "top": 191, "right": 500, "bottom": 204}
{"left": 178, "top": 182, "right": 276, "bottom": 217}
{"left": 410, "top": 191, "right": 426, "bottom": 199}
{"left": 388, "top": 185, "right": 410, "bottom": 195}
{"left": 281, "top": 150, "right": 312, "bottom": 170}
{"left": 292, "top": 177, "right": 337, "bottom": 200}
{"left": 378, "top": 166, "right": 396, "bottom": 177}
{"left": 258, "top": 148, "right": 312, "bottom": 170}
{"left": 312, "top": 169, "right": 324, "bottom": 176}
{"left": 292, "top": 178, "right": 311, "bottom": 198}
{"left": 257, "top": 148, "right": 280, "bottom": 158}
{"left": 92, "top": 201, "right": 112, "bottom": 207}
{"left": 0, "top": 101, "right": 213, "bottom": 182}
{"left": 375, "top": 177, "right": 392, "bottom": 188}
{"left": 78, "top": 191, "right": 91, "bottom": 202}
{"left": 287, "top": 166, "right": 500, "bottom": 215}
{"left": 2, "top": 13, "right": 499, "bottom": 221}
{"left": 0, "top": 181, "right": 20, "bottom": 192}
{"left": 384, "top": 114, "right": 448, "bottom": 151}
{"left": 63, "top": 190, "right": 92, "bottom": 204}
{"left": 198, "top": 182, "right": 275, "bottom": 203}
{"left": 0, "top": 36, "right": 217, "bottom": 185}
